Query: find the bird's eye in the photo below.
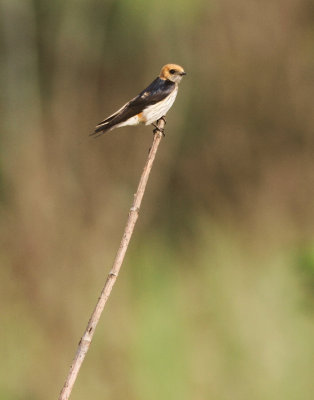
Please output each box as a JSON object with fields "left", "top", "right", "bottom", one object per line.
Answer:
{"left": 169, "top": 69, "right": 176, "bottom": 74}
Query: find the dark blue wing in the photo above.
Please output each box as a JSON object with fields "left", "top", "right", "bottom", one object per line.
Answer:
{"left": 135, "top": 77, "right": 175, "bottom": 106}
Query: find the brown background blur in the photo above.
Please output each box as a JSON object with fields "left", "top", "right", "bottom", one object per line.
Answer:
{"left": 1, "top": 1, "right": 314, "bottom": 399}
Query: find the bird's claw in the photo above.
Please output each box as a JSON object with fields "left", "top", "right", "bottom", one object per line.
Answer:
{"left": 153, "top": 126, "right": 165, "bottom": 137}
{"left": 153, "top": 124, "right": 166, "bottom": 137}
{"left": 152, "top": 117, "right": 166, "bottom": 136}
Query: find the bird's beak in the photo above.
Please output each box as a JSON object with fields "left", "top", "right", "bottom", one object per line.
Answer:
{"left": 180, "top": 72, "right": 187, "bottom": 76}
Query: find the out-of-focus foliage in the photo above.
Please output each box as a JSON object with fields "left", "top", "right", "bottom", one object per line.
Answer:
{"left": 1, "top": 0, "right": 314, "bottom": 399}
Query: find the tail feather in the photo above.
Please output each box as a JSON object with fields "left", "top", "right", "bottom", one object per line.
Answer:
{"left": 90, "top": 101, "right": 132, "bottom": 137}
{"left": 90, "top": 116, "right": 117, "bottom": 137}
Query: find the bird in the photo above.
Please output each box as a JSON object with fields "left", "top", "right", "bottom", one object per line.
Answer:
{"left": 91, "top": 63, "right": 186, "bottom": 137}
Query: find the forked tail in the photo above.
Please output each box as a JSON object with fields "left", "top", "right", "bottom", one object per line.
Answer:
{"left": 90, "top": 114, "right": 117, "bottom": 137}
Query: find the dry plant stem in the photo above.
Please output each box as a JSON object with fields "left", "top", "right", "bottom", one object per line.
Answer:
{"left": 58, "top": 118, "right": 165, "bottom": 400}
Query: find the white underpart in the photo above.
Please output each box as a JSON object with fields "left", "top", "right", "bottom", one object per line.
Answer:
{"left": 143, "top": 86, "right": 178, "bottom": 125}
{"left": 117, "top": 85, "right": 178, "bottom": 128}
{"left": 117, "top": 114, "right": 140, "bottom": 128}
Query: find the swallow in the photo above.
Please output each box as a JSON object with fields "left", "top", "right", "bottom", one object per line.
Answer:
{"left": 91, "top": 64, "right": 186, "bottom": 137}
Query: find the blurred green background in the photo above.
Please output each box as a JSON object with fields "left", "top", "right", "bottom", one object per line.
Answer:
{"left": 1, "top": 0, "right": 314, "bottom": 399}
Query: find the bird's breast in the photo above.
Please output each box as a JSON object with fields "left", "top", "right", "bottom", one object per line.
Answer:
{"left": 142, "top": 87, "right": 178, "bottom": 125}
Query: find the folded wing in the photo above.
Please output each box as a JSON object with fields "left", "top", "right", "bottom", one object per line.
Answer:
{"left": 91, "top": 78, "right": 175, "bottom": 136}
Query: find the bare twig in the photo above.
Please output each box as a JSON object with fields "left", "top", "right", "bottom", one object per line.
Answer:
{"left": 58, "top": 118, "right": 165, "bottom": 400}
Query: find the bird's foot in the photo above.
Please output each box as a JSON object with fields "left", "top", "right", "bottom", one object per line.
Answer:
{"left": 152, "top": 118, "right": 166, "bottom": 136}
{"left": 153, "top": 126, "right": 165, "bottom": 136}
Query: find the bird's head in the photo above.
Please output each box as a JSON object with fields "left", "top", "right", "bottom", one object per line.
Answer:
{"left": 160, "top": 64, "right": 186, "bottom": 83}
